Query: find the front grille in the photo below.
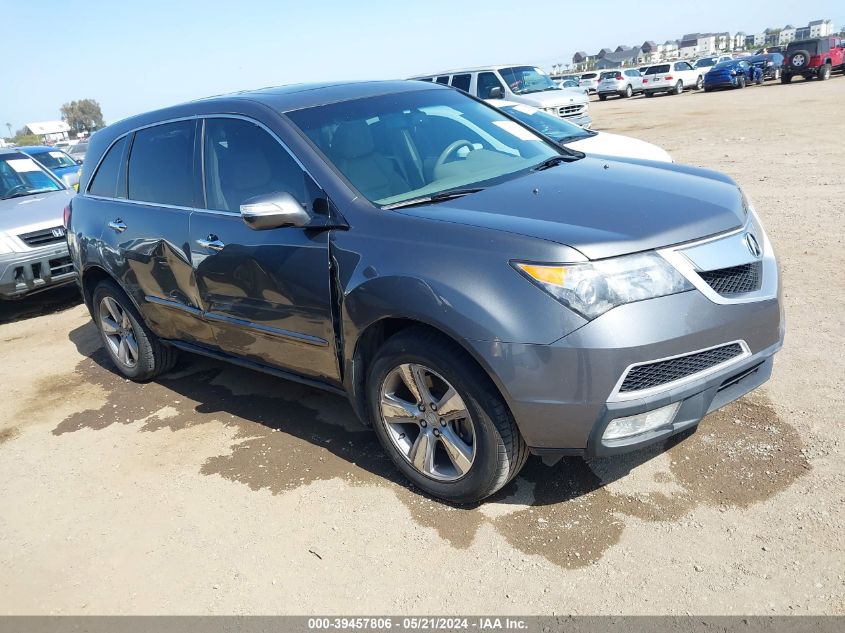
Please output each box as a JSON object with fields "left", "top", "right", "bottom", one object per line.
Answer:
{"left": 620, "top": 343, "right": 745, "bottom": 393}
{"left": 18, "top": 226, "right": 66, "bottom": 247}
{"left": 558, "top": 104, "right": 585, "bottom": 117}
{"left": 699, "top": 262, "right": 762, "bottom": 296}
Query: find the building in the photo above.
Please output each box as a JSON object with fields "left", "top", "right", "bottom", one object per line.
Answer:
{"left": 679, "top": 33, "right": 716, "bottom": 58}
{"left": 595, "top": 47, "right": 644, "bottom": 69}
{"left": 747, "top": 32, "right": 766, "bottom": 48}
{"left": 733, "top": 32, "right": 746, "bottom": 49}
{"left": 779, "top": 25, "right": 797, "bottom": 45}
{"left": 715, "top": 32, "right": 731, "bottom": 50}
{"left": 24, "top": 121, "right": 70, "bottom": 143}
{"left": 809, "top": 19, "right": 833, "bottom": 37}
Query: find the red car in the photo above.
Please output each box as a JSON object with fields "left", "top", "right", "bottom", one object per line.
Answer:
{"left": 781, "top": 36, "right": 845, "bottom": 82}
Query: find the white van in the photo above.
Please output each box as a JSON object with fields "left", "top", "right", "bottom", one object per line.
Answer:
{"left": 410, "top": 65, "right": 592, "bottom": 128}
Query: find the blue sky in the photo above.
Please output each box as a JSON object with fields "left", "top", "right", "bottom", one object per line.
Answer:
{"left": 3, "top": 0, "right": 841, "bottom": 134}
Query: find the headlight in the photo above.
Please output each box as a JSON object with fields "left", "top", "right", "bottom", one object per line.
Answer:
{"left": 544, "top": 107, "right": 558, "bottom": 115}
{"left": 513, "top": 252, "right": 693, "bottom": 320}
{"left": 0, "top": 233, "right": 14, "bottom": 255}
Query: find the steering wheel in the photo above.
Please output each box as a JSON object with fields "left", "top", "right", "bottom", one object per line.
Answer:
{"left": 434, "top": 140, "right": 474, "bottom": 172}
{"left": 4, "top": 184, "right": 29, "bottom": 198}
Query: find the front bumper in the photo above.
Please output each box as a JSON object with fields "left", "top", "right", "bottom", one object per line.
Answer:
{"left": 0, "top": 245, "right": 76, "bottom": 299}
{"left": 468, "top": 288, "right": 784, "bottom": 456}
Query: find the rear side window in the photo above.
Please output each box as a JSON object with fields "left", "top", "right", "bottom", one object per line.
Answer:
{"left": 203, "top": 118, "right": 306, "bottom": 212}
{"left": 127, "top": 120, "right": 195, "bottom": 207}
{"left": 435, "top": 76, "right": 449, "bottom": 84}
{"left": 88, "top": 136, "right": 127, "bottom": 198}
{"left": 450, "top": 73, "right": 471, "bottom": 92}
{"left": 476, "top": 71, "right": 504, "bottom": 98}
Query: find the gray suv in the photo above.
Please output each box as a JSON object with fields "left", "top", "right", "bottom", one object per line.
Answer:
{"left": 68, "top": 81, "right": 783, "bottom": 502}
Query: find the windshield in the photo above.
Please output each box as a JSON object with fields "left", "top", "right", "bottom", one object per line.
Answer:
{"left": 498, "top": 66, "right": 559, "bottom": 94}
{"left": 787, "top": 40, "right": 819, "bottom": 54}
{"left": 69, "top": 143, "right": 88, "bottom": 155}
{"left": 28, "top": 149, "right": 77, "bottom": 170}
{"left": 646, "top": 65, "right": 670, "bottom": 75}
{"left": 0, "top": 154, "right": 63, "bottom": 200}
{"left": 713, "top": 61, "right": 739, "bottom": 70}
{"left": 500, "top": 104, "right": 593, "bottom": 143}
{"left": 695, "top": 58, "right": 717, "bottom": 68}
{"left": 599, "top": 71, "right": 622, "bottom": 80}
{"left": 286, "top": 89, "right": 564, "bottom": 207}
{"left": 580, "top": 73, "right": 598, "bottom": 80}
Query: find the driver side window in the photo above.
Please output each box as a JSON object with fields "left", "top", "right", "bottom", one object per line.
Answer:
{"left": 476, "top": 72, "right": 504, "bottom": 99}
{"left": 203, "top": 118, "right": 306, "bottom": 212}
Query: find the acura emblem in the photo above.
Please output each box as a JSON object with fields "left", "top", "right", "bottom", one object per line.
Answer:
{"left": 744, "top": 232, "right": 761, "bottom": 258}
{"left": 51, "top": 227, "right": 66, "bottom": 238}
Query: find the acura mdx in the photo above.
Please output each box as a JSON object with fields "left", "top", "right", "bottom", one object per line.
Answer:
{"left": 67, "top": 81, "right": 784, "bottom": 502}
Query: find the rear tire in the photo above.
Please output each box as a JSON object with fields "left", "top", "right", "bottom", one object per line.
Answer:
{"left": 367, "top": 327, "right": 528, "bottom": 503}
{"left": 92, "top": 280, "right": 178, "bottom": 382}
{"left": 781, "top": 73, "right": 792, "bottom": 83}
{"left": 598, "top": 94, "right": 607, "bottom": 101}
{"left": 737, "top": 75, "right": 746, "bottom": 89}
{"left": 645, "top": 91, "right": 654, "bottom": 98}
{"left": 695, "top": 75, "right": 704, "bottom": 90}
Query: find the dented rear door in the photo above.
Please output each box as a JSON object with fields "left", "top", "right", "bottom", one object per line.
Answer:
{"left": 99, "top": 119, "right": 215, "bottom": 345}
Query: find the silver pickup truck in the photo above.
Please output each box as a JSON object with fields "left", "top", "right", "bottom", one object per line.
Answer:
{"left": 0, "top": 149, "right": 75, "bottom": 299}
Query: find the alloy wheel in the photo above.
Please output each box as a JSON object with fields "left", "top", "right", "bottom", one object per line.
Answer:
{"left": 98, "top": 296, "right": 139, "bottom": 368}
{"left": 378, "top": 363, "right": 477, "bottom": 482}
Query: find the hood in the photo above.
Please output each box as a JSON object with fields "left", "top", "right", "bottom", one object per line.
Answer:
{"left": 0, "top": 189, "right": 73, "bottom": 238}
{"left": 510, "top": 89, "right": 588, "bottom": 108}
{"left": 567, "top": 131, "right": 673, "bottom": 163}
{"left": 398, "top": 157, "right": 745, "bottom": 260}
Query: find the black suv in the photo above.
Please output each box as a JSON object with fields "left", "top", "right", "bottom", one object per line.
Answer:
{"left": 781, "top": 36, "right": 845, "bottom": 82}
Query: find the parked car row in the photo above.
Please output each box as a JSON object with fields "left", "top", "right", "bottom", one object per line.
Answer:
{"left": 564, "top": 36, "right": 845, "bottom": 100}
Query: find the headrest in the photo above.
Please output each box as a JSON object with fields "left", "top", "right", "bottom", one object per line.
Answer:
{"left": 332, "top": 120, "right": 374, "bottom": 160}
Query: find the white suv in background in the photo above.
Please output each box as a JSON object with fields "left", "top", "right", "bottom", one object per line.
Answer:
{"left": 597, "top": 69, "right": 645, "bottom": 99}
{"left": 578, "top": 71, "right": 600, "bottom": 93}
{"left": 642, "top": 61, "right": 705, "bottom": 96}
{"left": 411, "top": 65, "right": 592, "bottom": 128}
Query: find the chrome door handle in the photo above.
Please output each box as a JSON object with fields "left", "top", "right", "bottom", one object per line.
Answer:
{"left": 107, "top": 219, "right": 127, "bottom": 233}
{"left": 196, "top": 237, "right": 225, "bottom": 252}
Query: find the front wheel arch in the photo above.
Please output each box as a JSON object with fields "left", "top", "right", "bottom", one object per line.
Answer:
{"left": 347, "top": 317, "right": 515, "bottom": 434}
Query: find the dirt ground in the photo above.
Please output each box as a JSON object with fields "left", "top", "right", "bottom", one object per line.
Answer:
{"left": 1, "top": 78, "right": 843, "bottom": 616}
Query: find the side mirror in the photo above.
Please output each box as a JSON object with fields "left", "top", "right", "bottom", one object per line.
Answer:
{"left": 240, "top": 191, "right": 311, "bottom": 230}
{"left": 488, "top": 86, "right": 504, "bottom": 99}
{"left": 60, "top": 174, "right": 77, "bottom": 189}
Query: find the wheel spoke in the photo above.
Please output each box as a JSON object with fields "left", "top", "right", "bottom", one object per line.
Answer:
{"left": 399, "top": 363, "right": 431, "bottom": 405}
{"left": 117, "top": 338, "right": 129, "bottom": 365}
{"left": 380, "top": 392, "right": 419, "bottom": 425}
{"left": 100, "top": 316, "right": 120, "bottom": 334}
{"left": 436, "top": 386, "right": 468, "bottom": 420}
{"left": 124, "top": 334, "right": 139, "bottom": 364}
{"left": 104, "top": 297, "right": 122, "bottom": 324}
{"left": 438, "top": 426, "right": 474, "bottom": 476}
{"left": 409, "top": 431, "right": 434, "bottom": 475}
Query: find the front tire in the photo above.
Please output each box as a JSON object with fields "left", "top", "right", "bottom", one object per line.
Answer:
{"left": 92, "top": 280, "right": 177, "bottom": 382}
{"left": 673, "top": 80, "right": 684, "bottom": 95}
{"left": 625, "top": 84, "right": 633, "bottom": 98}
{"left": 598, "top": 93, "right": 607, "bottom": 101}
{"left": 695, "top": 75, "right": 704, "bottom": 90}
{"left": 818, "top": 64, "right": 831, "bottom": 81}
{"left": 781, "top": 72, "right": 792, "bottom": 83}
{"left": 367, "top": 328, "right": 528, "bottom": 503}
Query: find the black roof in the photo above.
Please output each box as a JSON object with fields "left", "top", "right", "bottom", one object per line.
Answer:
{"left": 102, "top": 80, "right": 444, "bottom": 140}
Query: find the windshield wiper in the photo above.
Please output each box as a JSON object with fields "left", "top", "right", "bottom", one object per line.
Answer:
{"left": 383, "top": 187, "right": 485, "bottom": 210}
{"left": 533, "top": 155, "right": 571, "bottom": 171}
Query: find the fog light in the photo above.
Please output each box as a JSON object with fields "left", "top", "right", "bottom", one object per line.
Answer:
{"left": 603, "top": 402, "right": 681, "bottom": 441}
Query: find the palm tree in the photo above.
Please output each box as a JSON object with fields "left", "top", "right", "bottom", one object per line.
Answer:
{"left": 4, "top": 123, "right": 10, "bottom": 138}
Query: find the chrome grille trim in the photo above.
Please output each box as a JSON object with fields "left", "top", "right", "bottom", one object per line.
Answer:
{"left": 608, "top": 340, "right": 751, "bottom": 402}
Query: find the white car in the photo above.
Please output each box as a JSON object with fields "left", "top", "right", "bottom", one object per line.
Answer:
{"left": 488, "top": 100, "right": 672, "bottom": 162}
{"left": 578, "top": 71, "right": 600, "bottom": 93}
{"left": 597, "top": 69, "right": 645, "bottom": 99}
{"left": 643, "top": 61, "right": 704, "bottom": 96}
{"left": 411, "top": 65, "right": 592, "bottom": 128}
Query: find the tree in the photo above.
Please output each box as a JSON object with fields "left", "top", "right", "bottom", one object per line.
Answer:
{"left": 4, "top": 123, "right": 10, "bottom": 138}
{"left": 60, "top": 99, "right": 105, "bottom": 134}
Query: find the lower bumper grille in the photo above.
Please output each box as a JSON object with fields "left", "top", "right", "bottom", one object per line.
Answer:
{"left": 699, "top": 262, "right": 762, "bottom": 296}
{"left": 620, "top": 343, "right": 745, "bottom": 393}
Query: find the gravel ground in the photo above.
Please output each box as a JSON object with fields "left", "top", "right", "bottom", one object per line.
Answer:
{"left": 0, "top": 77, "right": 843, "bottom": 615}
